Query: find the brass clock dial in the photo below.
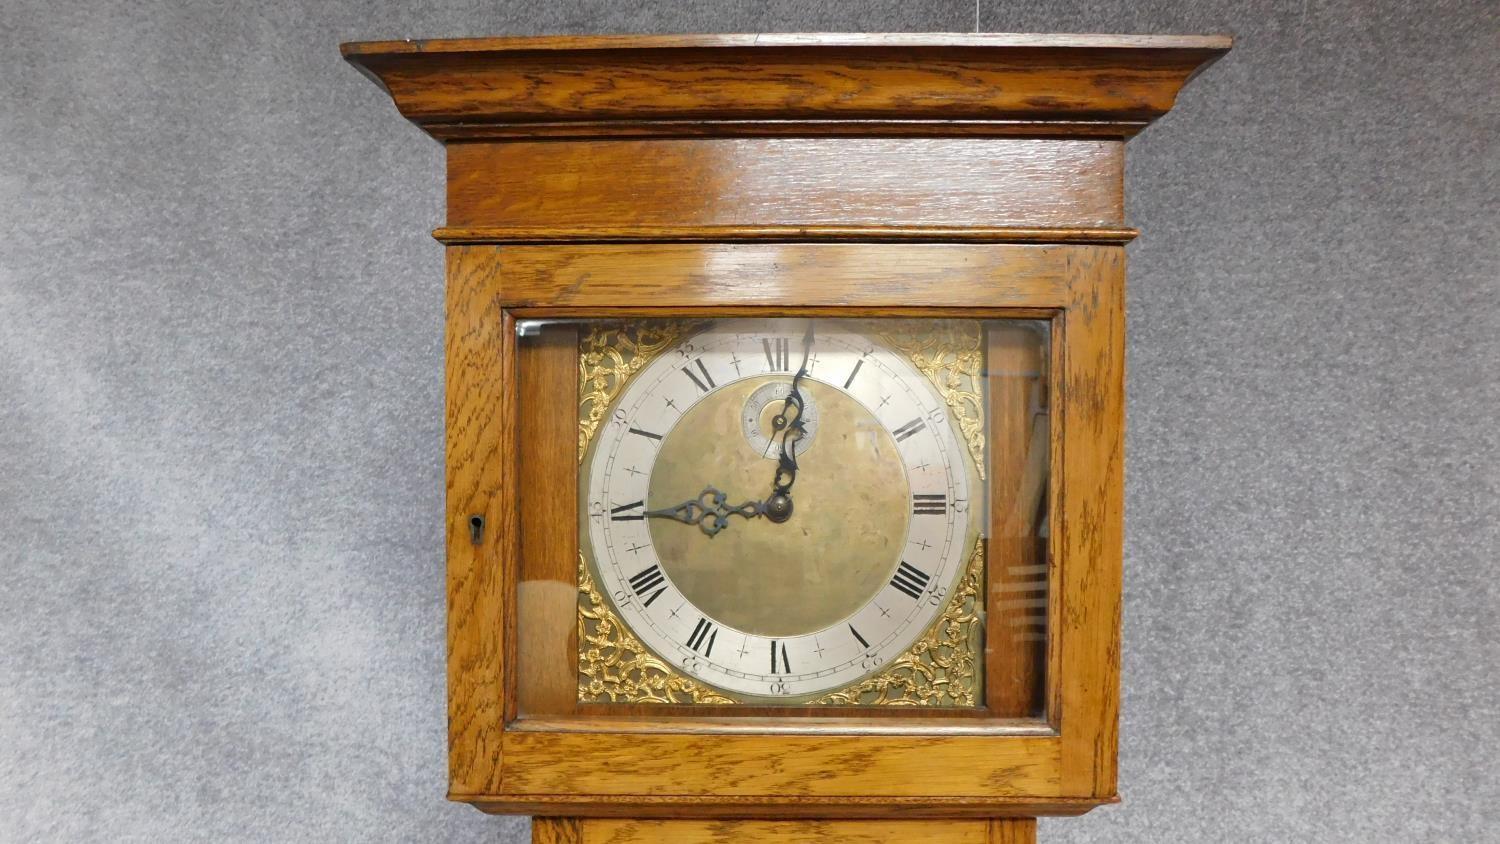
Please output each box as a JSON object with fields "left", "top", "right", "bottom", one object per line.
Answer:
{"left": 581, "top": 319, "right": 980, "bottom": 700}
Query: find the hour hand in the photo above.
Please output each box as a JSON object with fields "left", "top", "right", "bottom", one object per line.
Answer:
{"left": 645, "top": 486, "right": 764, "bottom": 538}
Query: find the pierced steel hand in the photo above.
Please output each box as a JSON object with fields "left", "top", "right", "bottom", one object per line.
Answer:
{"left": 764, "top": 322, "right": 816, "bottom": 523}
{"left": 645, "top": 486, "right": 766, "bottom": 538}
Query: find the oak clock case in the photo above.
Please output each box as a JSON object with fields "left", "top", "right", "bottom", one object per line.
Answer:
{"left": 344, "top": 29, "right": 1229, "bottom": 840}
{"left": 555, "top": 317, "right": 1049, "bottom": 708}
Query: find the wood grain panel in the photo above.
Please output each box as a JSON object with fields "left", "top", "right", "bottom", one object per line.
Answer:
{"left": 515, "top": 326, "right": 582, "bottom": 717}
{"left": 476, "top": 794, "right": 1108, "bottom": 819}
{"left": 1054, "top": 247, "right": 1127, "bottom": 795}
{"left": 445, "top": 247, "right": 512, "bottom": 793}
{"left": 434, "top": 225, "right": 1139, "bottom": 245}
{"left": 429, "top": 120, "right": 1149, "bottom": 141}
{"left": 532, "top": 817, "right": 583, "bottom": 844}
{"left": 498, "top": 732, "right": 1059, "bottom": 797}
{"left": 447, "top": 139, "right": 1123, "bottom": 230}
{"left": 342, "top": 34, "right": 1230, "bottom": 140}
{"left": 986, "top": 325, "right": 1050, "bottom": 718}
{"left": 533, "top": 818, "right": 995, "bottom": 844}
{"left": 485, "top": 243, "right": 1074, "bottom": 311}
{"left": 517, "top": 713, "right": 1042, "bottom": 731}
{"left": 991, "top": 818, "right": 1039, "bottom": 844}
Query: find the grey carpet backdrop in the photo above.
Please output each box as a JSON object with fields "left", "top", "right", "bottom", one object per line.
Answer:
{"left": 1, "top": 0, "right": 1495, "bottom": 841}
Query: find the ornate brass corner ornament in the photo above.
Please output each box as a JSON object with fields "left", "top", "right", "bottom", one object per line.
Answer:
{"left": 577, "top": 319, "right": 986, "bottom": 706}
{"left": 806, "top": 538, "right": 983, "bottom": 706}
{"left": 578, "top": 321, "right": 702, "bottom": 459}
{"left": 874, "top": 320, "right": 987, "bottom": 481}
{"left": 578, "top": 553, "right": 736, "bottom": 704}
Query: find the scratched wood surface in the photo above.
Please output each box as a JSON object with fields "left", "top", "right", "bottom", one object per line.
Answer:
{"left": 446, "top": 139, "right": 1123, "bottom": 231}
{"left": 1054, "top": 247, "right": 1127, "bottom": 795}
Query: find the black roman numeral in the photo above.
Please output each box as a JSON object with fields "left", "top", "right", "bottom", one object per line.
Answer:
{"left": 628, "top": 565, "right": 666, "bottom": 607}
{"left": 687, "top": 617, "right": 717, "bottom": 656}
{"left": 912, "top": 493, "right": 947, "bottom": 515}
{"left": 682, "top": 358, "right": 716, "bottom": 392}
{"left": 892, "top": 417, "right": 926, "bottom": 442}
{"left": 890, "top": 561, "right": 931, "bottom": 600}
{"left": 763, "top": 337, "right": 790, "bottom": 371}
{"left": 628, "top": 426, "right": 663, "bottom": 441}
{"left": 849, "top": 624, "right": 870, "bottom": 649}
{"left": 624, "top": 563, "right": 666, "bottom": 611}
{"left": 842, "top": 358, "right": 864, "bottom": 389}
{"left": 628, "top": 564, "right": 666, "bottom": 601}
{"left": 770, "top": 640, "right": 791, "bottom": 674}
{"left": 610, "top": 500, "right": 644, "bottom": 521}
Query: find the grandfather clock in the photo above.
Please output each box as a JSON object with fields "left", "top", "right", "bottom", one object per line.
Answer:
{"left": 344, "top": 33, "right": 1228, "bottom": 843}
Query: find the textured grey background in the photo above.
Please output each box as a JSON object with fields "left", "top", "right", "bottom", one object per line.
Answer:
{"left": 1, "top": 0, "right": 1495, "bottom": 841}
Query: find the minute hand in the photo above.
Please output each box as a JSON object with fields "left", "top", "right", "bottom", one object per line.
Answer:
{"left": 766, "top": 324, "right": 815, "bottom": 518}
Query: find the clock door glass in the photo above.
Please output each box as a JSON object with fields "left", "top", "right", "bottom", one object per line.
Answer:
{"left": 515, "top": 316, "right": 1050, "bottom": 713}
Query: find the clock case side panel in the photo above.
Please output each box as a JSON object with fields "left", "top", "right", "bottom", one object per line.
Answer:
{"left": 1054, "top": 247, "right": 1126, "bottom": 797}
{"left": 442, "top": 242, "right": 1125, "bottom": 815}
{"left": 445, "top": 247, "right": 515, "bottom": 796}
